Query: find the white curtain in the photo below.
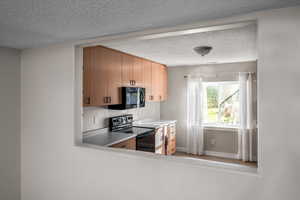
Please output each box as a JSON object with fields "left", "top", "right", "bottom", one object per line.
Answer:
{"left": 238, "top": 73, "right": 256, "bottom": 161}
{"left": 186, "top": 77, "right": 204, "bottom": 155}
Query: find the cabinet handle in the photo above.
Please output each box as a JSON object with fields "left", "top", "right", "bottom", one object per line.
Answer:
{"left": 133, "top": 80, "right": 136, "bottom": 85}
{"left": 85, "top": 97, "right": 91, "bottom": 104}
{"left": 103, "top": 97, "right": 107, "bottom": 103}
{"left": 108, "top": 97, "right": 111, "bottom": 103}
{"left": 130, "top": 80, "right": 132, "bottom": 85}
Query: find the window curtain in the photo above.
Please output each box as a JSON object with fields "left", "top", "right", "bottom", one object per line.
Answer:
{"left": 186, "top": 76, "right": 204, "bottom": 155}
{"left": 238, "top": 73, "right": 256, "bottom": 161}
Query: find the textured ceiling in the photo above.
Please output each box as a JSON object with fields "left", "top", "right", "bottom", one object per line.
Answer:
{"left": 0, "top": 0, "right": 299, "bottom": 49}
{"left": 101, "top": 24, "right": 257, "bottom": 66}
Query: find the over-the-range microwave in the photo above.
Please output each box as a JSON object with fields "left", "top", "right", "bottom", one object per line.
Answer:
{"left": 108, "top": 87, "right": 145, "bottom": 110}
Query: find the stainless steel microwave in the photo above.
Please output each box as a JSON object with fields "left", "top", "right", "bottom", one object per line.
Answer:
{"left": 108, "top": 87, "right": 145, "bottom": 110}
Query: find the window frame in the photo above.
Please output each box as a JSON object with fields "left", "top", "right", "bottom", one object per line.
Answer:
{"left": 202, "top": 81, "right": 240, "bottom": 128}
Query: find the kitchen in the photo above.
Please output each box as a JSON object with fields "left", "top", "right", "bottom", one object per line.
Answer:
{"left": 2, "top": 2, "right": 298, "bottom": 200}
{"left": 80, "top": 23, "right": 258, "bottom": 166}
{"left": 82, "top": 45, "right": 177, "bottom": 155}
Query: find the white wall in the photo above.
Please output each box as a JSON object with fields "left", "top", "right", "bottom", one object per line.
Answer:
{"left": 21, "top": 6, "right": 300, "bottom": 200}
{"left": 0, "top": 47, "right": 20, "bottom": 200}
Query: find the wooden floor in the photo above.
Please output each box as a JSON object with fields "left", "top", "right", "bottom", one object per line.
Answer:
{"left": 174, "top": 152, "right": 257, "bottom": 167}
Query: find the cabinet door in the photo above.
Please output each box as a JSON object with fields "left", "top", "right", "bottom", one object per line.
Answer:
{"left": 110, "top": 137, "right": 136, "bottom": 150}
{"left": 121, "top": 54, "right": 133, "bottom": 86}
{"left": 83, "top": 46, "right": 108, "bottom": 106}
{"left": 94, "top": 46, "right": 109, "bottom": 106}
{"left": 143, "top": 59, "right": 152, "bottom": 101}
{"left": 151, "top": 62, "right": 161, "bottom": 101}
{"left": 83, "top": 47, "right": 93, "bottom": 106}
{"left": 158, "top": 64, "right": 164, "bottom": 101}
{"left": 106, "top": 48, "right": 122, "bottom": 105}
{"left": 161, "top": 65, "right": 168, "bottom": 101}
{"left": 133, "top": 57, "right": 144, "bottom": 87}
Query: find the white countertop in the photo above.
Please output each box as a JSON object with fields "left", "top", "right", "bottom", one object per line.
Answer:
{"left": 133, "top": 120, "right": 177, "bottom": 128}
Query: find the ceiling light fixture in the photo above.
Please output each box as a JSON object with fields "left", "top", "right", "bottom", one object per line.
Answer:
{"left": 194, "top": 46, "right": 213, "bottom": 56}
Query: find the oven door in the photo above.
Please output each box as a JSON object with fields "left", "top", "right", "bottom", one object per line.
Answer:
{"left": 136, "top": 131, "right": 155, "bottom": 152}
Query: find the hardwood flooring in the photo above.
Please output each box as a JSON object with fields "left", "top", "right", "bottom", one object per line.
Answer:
{"left": 173, "top": 152, "right": 257, "bottom": 168}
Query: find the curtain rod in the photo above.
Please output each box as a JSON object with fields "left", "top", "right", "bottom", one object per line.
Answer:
{"left": 184, "top": 71, "right": 255, "bottom": 78}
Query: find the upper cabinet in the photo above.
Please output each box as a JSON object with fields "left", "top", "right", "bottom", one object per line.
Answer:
{"left": 161, "top": 65, "right": 168, "bottom": 101}
{"left": 83, "top": 46, "right": 122, "bottom": 106}
{"left": 83, "top": 45, "right": 167, "bottom": 106}
{"left": 132, "top": 57, "right": 144, "bottom": 87}
{"left": 121, "top": 54, "right": 134, "bottom": 86}
{"left": 150, "top": 62, "right": 167, "bottom": 102}
{"left": 151, "top": 62, "right": 161, "bottom": 101}
{"left": 105, "top": 48, "right": 123, "bottom": 105}
{"left": 142, "top": 59, "right": 153, "bottom": 101}
{"left": 121, "top": 54, "right": 144, "bottom": 87}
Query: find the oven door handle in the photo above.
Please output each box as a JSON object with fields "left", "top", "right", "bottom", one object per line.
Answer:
{"left": 136, "top": 131, "right": 155, "bottom": 138}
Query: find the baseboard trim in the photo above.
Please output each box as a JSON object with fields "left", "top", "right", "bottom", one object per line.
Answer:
{"left": 204, "top": 151, "right": 239, "bottom": 159}
{"left": 176, "top": 147, "right": 187, "bottom": 152}
{"left": 177, "top": 148, "right": 239, "bottom": 159}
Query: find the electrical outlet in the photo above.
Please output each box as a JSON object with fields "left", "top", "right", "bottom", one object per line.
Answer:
{"left": 92, "top": 116, "right": 96, "bottom": 124}
{"left": 210, "top": 138, "right": 216, "bottom": 146}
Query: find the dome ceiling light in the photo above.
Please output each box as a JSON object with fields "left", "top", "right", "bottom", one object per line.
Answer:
{"left": 193, "top": 46, "right": 213, "bottom": 56}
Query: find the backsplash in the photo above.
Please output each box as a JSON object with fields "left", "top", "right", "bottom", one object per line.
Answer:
{"left": 83, "top": 102, "right": 160, "bottom": 132}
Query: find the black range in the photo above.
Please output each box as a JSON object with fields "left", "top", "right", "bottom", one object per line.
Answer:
{"left": 109, "top": 114, "right": 156, "bottom": 152}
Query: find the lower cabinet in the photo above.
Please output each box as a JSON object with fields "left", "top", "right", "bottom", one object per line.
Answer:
{"left": 154, "top": 127, "right": 164, "bottom": 154}
{"left": 165, "top": 124, "right": 176, "bottom": 155}
{"left": 110, "top": 137, "right": 136, "bottom": 150}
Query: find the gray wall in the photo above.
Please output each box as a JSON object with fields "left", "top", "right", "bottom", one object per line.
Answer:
{"left": 83, "top": 102, "right": 160, "bottom": 132}
{"left": 20, "top": 6, "right": 300, "bottom": 200}
{"left": 161, "top": 61, "right": 257, "bottom": 156}
{"left": 0, "top": 48, "right": 20, "bottom": 200}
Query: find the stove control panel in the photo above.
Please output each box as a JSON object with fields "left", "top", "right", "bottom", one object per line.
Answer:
{"left": 109, "top": 114, "right": 133, "bottom": 131}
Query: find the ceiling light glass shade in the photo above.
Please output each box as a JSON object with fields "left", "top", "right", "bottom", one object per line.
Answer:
{"left": 194, "top": 46, "right": 213, "bottom": 56}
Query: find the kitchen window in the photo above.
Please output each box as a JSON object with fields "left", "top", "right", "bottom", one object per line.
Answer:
{"left": 202, "top": 81, "right": 240, "bottom": 127}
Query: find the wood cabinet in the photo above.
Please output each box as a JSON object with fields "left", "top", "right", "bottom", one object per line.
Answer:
{"left": 121, "top": 54, "right": 134, "bottom": 86}
{"left": 133, "top": 57, "right": 144, "bottom": 86}
{"left": 142, "top": 59, "right": 153, "bottom": 101}
{"left": 83, "top": 45, "right": 168, "bottom": 106}
{"left": 151, "top": 62, "right": 160, "bottom": 101}
{"left": 150, "top": 63, "right": 167, "bottom": 102}
{"left": 121, "top": 54, "right": 144, "bottom": 87}
{"left": 110, "top": 137, "right": 136, "bottom": 150}
{"left": 165, "top": 124, "right": 176, "bottom": 155}
{"left": 83, "top": 47, "right": 94, "bottom": 106}
{"left": 161, "top": 65, "right": 168, "bottom": 101}
{"left": 83, "top": 46, "right": 122, "bottom": 106}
